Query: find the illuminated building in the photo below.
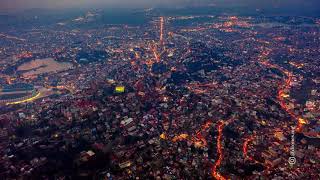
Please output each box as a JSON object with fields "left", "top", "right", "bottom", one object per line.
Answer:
{"left": 0, "top": 83, "right": 38, "bottom": 104}
{"left": 115, "top": 86, "right": 125, "bottom": 93}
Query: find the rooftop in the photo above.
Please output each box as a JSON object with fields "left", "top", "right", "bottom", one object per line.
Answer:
{"left": 0, "top": 83, "right": 34, "bottom": 93}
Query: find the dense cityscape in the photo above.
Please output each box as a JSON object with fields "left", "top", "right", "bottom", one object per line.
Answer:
{"left": 0, "top": 4, "right": 319, "bottom": 180}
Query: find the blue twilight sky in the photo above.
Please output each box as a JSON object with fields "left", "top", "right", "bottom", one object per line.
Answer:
{"left": 1, "top": 0, "right": 319, "bottom": 11}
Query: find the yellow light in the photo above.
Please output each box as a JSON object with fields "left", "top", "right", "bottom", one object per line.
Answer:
{"left": 172, "top": 133, "right": 189, "bottom": 142}
{"left": 180, "top": 134, "right": 188, "bottom": 139}
{"left": 160, "top": 133, "right": 166, "bottom": 139}
{"left": 280, "top": 93, "right": 290, "bottom": 98}
{"left": 298, "top": 118, "right": 307, "bottom": 124}
{"left": 194, "top": 141, "right": 203, "bottom": 148}
{"left": 115, "top": 86, "right": 125, "bottom": 93}
{"left": 6, "top": 92, "right": 41, "bottom": 105}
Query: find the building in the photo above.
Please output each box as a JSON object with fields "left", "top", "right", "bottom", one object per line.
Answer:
{"left": 0, "top": 83, "right": 38, "bottom": 104}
